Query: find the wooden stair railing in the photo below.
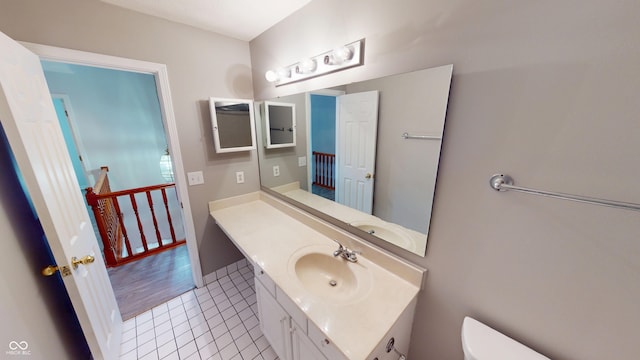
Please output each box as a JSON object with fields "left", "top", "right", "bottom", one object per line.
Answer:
{"left": 312, "top": 151, "right": 336, "bottom": 190}
{"left": 85, "top": 167, "right": 185, "bottom": 267}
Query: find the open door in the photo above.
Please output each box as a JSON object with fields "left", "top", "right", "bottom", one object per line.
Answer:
{"left": 0, "top": 32, "right": 122, "bottom": 359}
{"left": 335, "top": 90, "right": 379, "bottom": 214}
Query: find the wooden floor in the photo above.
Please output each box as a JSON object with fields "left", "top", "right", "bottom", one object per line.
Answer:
{"left": 107, "top": 244, "right": 194, "bottom": 320}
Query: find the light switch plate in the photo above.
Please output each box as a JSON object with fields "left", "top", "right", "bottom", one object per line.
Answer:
{"left": 273, "top": 165, "right": 280, "bottom": 177}
{"left": 187, "top": 171, "right": 204, "bottom": 186}
{"left": 298, "top": 156, "right": 307, "bottom": 167}
{"left": 236, "top": 171, "right": 245, "bottom": 184}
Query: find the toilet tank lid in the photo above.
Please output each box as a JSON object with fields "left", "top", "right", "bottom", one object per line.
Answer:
{"left": 461, "top": 317, "right": 550, "bottom": 360}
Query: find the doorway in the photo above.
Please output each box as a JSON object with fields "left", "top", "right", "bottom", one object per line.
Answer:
{"left": 306, "top": 90, "right": 379, "bottom": 214}
{"left": 43, "top": 61, "right": 193, "bottom": 319}
{"left": 22, "top": 43, "right": 203, "bottom": 320}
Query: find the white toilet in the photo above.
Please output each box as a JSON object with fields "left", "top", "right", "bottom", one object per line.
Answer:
{"left": 461, "top": 317, "right": 551, "bottom": 360}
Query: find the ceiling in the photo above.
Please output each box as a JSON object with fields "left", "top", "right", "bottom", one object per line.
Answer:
{"left": 100, "top": 0, "right": 313, "bottom": 41}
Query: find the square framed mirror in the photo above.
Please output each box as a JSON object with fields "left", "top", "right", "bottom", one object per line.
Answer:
{"left": 209, "top": 97, "right": 257, "bottom": 153}
{"left": 264, "top": 101, "right": 296, "bottom": 149}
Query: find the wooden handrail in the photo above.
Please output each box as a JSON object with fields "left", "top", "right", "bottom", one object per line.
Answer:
{"left": 86, "top": 167, "right": 185, "bottom": 267}
{"left": 313, "top": 151, "right": 335, "bottom": 190}
{"left": 93, "top": 182, "right": 176, "bottom": 199}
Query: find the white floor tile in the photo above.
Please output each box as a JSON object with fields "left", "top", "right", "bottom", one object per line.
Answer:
{"left": 154, "top": 311, "right": 171, "bottom": 326}
{"left": 184, "top": 351, "right": 202, "bottom": 360}
{"left": 120, "top": 337, "right": 137, "bottom": 355}
{"left": 139, "top": 349, "right": 159, "bottom": 360}
{"left": 123, "top": 318, "right": 136, "bottom": 332}
{"left": 195, "top": 331, "right": 214, "bottom": 350}
{"left": 207, "top": 314, "right": 225, "bottom": 329}
{"left": 172, "top": 321, "right": 192, "bottom": 337}
{"left": 229, "top": 323, "right": 246, "bottom": 340}
{"left": 240, "top": 343, "right": 260, "bottom": 360}
{"left": 138, "top": 328, "right": 156, "bottom": 346}
{"left": 178, "top": 340, "right": 198, "bottom": 359}
{"left": 157, "top": 339, "right": 177, "bottom": 359}
{"left": 155, "top": 329, "right": 175, "bottom": 347}
{"left": 211, "top": 323, "right": 228, "bottom": 339}
{"left": 214, "top": 332, "right": 233, "bottom": 350}
{"left": 137, "top": 338, "right": 157, "bottom": 358}
{"left": 218, "top": 342, "right": 239, "bottom": 360}
{"left": 175, "top": 330, "right": 195, "bottom": 348}
{"left": 198, "top": 341, "right": 218, "bottom": 359}
{"left": 234, "top": 332, "right": 253, "bottom": 351}
{"left": 120, "top": 349, "right": 137, "bottom": 360}
{"left": 119, "top": 263, "right": 271, "bottom": 360}
{"left": 152, "top": 303, "right": 169, "bottom": 316}
{"left": 254, "top": 336, "right": 270, "bottom": 352}
{"left": 161, "top": 350, "right": 179, "bottom": 360}
{"left": 224, "top": 315, "right": 242, "bottom": 330}
{"left": 155, "top": 319, "right": 173, "bottom": 337}
{"left": 137, "top": 310, "right": 153, "bottom": 326}
{"left": 137, "top": 318, "right": 155, "bottom": 335}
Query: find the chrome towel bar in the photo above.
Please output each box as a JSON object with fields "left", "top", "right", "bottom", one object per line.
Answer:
{"left": 490, "top": 174, "right": 640, "bottom": 212}
{"left": 402, "top": 132, "right": 441, "bottom": 140}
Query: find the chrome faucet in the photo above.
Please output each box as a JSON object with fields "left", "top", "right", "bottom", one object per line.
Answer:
{"left": 333, "top": 243, "right": 362, "bottom": 263}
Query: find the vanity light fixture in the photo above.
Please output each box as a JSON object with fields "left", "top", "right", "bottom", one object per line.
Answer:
{"left": 264, "top": 39, "right": 364, "bottom": 86}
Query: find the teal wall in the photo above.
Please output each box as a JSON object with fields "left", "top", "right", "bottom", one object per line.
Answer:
{"left": 42, "top": 61, "right": 168, "bottom": 191}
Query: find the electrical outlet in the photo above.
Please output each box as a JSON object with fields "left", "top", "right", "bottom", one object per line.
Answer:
{"left": 298, "top": 156, "right": 307, "bottom": 167}
{"left": 187, "top": 171, "right": 204, "bottom": 186}
{"left": 236, "top": 171, "right": 245, "bottom": 184}
{"left": 273, "top": 165, "right": 280, "bottom": 177}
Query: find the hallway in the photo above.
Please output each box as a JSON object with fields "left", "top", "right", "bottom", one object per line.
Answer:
{"left": 108, "top": 244, "right": 194, "bottom": 320}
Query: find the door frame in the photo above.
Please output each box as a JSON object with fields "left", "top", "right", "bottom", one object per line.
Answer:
{"left": 304, "top": 89, "right": 345, "bottom": 191}
{"left": 23, "top": 42, "right": 204, "bottom": 287}
{"left": 51, "top": 94, "right": 92, "bottom": 187}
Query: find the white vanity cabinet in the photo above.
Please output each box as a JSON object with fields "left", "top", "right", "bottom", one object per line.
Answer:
{"left": 210, "top": 194, "right": 424, "bottom": 360}
{"left": 255, "top": 266, "right": 347, "bottom": 360}
{"left": 255, "top": 280, "right": 292, "bottom": 359}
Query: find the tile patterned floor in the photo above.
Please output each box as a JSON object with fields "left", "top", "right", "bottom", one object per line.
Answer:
{"left": 119, "top": 260, "right": 278, "bottom": 360}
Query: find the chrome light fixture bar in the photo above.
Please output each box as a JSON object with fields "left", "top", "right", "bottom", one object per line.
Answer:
{"left": 265, "top": 39, "right": 364, "bottom": 87}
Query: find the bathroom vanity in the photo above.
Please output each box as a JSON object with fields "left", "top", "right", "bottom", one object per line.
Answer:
{"left": 209, "top": 191, "right": 425, "bottom": 360}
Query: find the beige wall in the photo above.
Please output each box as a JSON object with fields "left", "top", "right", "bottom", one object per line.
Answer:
{"left": 251, "top": 1, "right": 640, "bottom": 359}
{"left": 0, "top": 0, "right": 257, "bottom": 276}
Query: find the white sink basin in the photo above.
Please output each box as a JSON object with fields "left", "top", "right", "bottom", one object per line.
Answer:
{"left": 289, "top": 245, "right": 372, "bottom": 303}
{"left": 351, "top": 221, "right": 416, "bottom": 252}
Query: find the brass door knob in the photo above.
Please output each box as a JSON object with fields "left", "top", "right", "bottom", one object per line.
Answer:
{"left": 71, "top": 255, "right": 95, "bottom": 270}
{"left": 365, "top": 173, "right": 373, "bottom": 179}
{"left": 41, "top": 264, "right": 71, "bottom": 277}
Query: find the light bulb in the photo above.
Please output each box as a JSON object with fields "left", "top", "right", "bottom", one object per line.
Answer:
{"left": 276, "top": 67, "right": 291, "bottom": 79}
{"left": 298, "top": 58, "right": 317, "bottom": 74}
{"left": 265, "top": 70, "right": 278, "bottom": 82}
{"left": 332, "top": 46, "right": 354, "bottom": 63}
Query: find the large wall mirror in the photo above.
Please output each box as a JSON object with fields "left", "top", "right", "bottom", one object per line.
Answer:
{"left": 255, "top": 64, "right": 453, "bottom": 256}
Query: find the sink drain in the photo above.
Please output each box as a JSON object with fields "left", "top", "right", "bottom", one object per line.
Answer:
{"left": 329, "top": 280, "right": 337, "bottom": 287}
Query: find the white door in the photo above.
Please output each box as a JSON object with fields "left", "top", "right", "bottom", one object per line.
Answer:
{"left": 335, "top": 91, "right": 379, "bottom": 214}
{"left": 0, "top": 32, "right": 122, "bottom": 359}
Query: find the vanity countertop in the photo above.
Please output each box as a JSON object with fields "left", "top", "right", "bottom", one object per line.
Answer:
{"left": 209, "top": 191, "right": 424, "bottom": 360}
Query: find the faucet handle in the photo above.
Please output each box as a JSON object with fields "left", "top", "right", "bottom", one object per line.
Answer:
{"left": 345, "top": 249, "right": 362, "bottom": 262}
{"left": 333, "top": 243, "right": 345, "bottom": 257}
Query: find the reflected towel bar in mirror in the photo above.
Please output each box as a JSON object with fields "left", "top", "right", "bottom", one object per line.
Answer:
{"left": 490, "top": 174, "right": 640, "bottom": 212}
{"left": 401, "top": 132, "right": 441, "bottom": 140}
